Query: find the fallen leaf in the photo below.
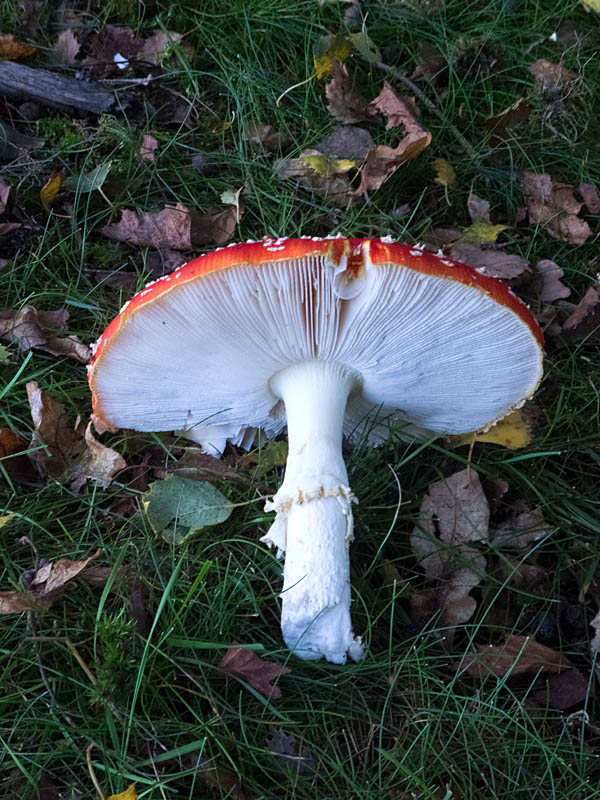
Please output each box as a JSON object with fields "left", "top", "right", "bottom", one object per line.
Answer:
{"left": 51, "top": 29, "right": 80, "bottom": 64}
{"left": 0, "top": 549, "right": 100, "bottom": 613}
{"left": 139, "top": 30, "right": 182, "bottom": 65}
{"left": 591, "top": 609, "right": 600, "bottom": 657}
{"left": 0, "top": 514, "right": 15, "bottom": 530}
{"left": 219, "top": 647, "right": 291, "bottom": 698}
{"left": 242, "top": 121, "right": 290, "bottom": 151}
{"left": 522, "top": 171, "right": 592, "bottom": 244}
{"left": 449, "top": 242, "right": 529, "bottom": 281}
{"left": 313, "top": 33, "right": 352, "bottom": 80}
{"left": 26, "top": 381, "right": 86, "bottom": 478}
{"left": 143, "top": 475, "right": 233, "bottom": 542}
{"left": 460, "top": 222, "right": 508, "bottom": 245}
{"left": 101, "top": 203, "right": 193, "bottom": 249}
{"left": 347, "top": 31, "right": 381, "bottom": 65}
{"left": 447, "top": 408, "right": 533, "bottom": 450}
{"left": 558, "top": 284, "right": 600, "bottom": 342}
{"left": 578, "top": 182, "right": 600, "bottom": 213}
{"left": 461, "top": 634, "right": 570, "bottom": 679}
{"left": 267, "top": 729, "right": 317, "bottom": 775}
{"left": 355, "top": 133, "right": 431, "bottom": 197}
{"left": 40, "top": 169, "right": 65, "bottom": 212}
{"left": 535, "top": 259, "right": 571, "bottom": 302}
{"left": 275, "top": 148, "right": 356, "bottom": 208}
{"left": 0, "top": 180, "right": 10, "bottom": 213}
{"left": 0, "top": 34, "right": 37, "bottom": 59}
{"left": 529, "top": 58, "right": 578, "bottom": 87}
{"left": 138, "top": 134, "right": 158, "bottom": 161}
{"left": 240, "top": 439, "right": 288, "bottom": 479}
{"left": 198, "top": 767, "right": 246, "bottom": 800}
{"left": 190, "top": 206, "right": 241, "bottom": 245}
{"left": 467, "top": 191, "right": 491, "bottom": 224}
{"left": 368, "top": 82, "right": 424, "bottom": 133}
{"left": 325, "top": 62, "right": 374, "bottom": 124}
{"left": 68, "top": 422, "right": 127, "bottom": 493}
{"left": 532, "top": 667, "right": 589, "bottom": 709}
{"left": 484, "top": 98, "right": 532, "bottom": 145}
{"left": 302, "top": 153, "right": 355, "bottom": 174}
{"left": 411, "top": 44, "right": 448, "bottom": 84}
{"left": 0, "top": 305, "right": 91, "bottom": 363}
{"left": 63, "top": 162, "right": 112, "bottom": 193}
{"left": 433, "top": 158, "right": 456, "bottom": 187}
{"left": 107, "top": 784, "right": 137, "bottom": 800}
{"left": 0, "top": 426, "right": 37, "bottom": 483}
{"left": 493, "top": 506, "right": 553, "bottom": 551}
{"left": 169, "top": 448, "right": 250, "bottom": 484}
{"left": 410, "top": 468, "right": 489, "bottom": 628}
{"left": 87, "top": 25, "right": 144, "bottom": 76}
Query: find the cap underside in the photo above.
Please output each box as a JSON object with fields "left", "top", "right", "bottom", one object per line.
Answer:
{"left": 90, "top": 252, "right": 542, "bottom": 451}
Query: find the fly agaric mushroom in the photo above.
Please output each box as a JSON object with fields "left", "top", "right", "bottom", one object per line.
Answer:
{"left": 89, "top": 237, "right": 543, "bottom": 663}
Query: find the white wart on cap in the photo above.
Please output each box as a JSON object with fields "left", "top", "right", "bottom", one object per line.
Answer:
{"left": 89, "top": 237, "right": 543, "bottom": 663}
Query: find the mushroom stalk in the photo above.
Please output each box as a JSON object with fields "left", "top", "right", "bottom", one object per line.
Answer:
{"left": 262, "top": 359, "right": 364, "bottom": 663}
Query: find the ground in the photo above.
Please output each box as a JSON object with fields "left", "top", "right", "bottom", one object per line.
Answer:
{"left": 1, "top": 1, "right": 600, "bottom": 799}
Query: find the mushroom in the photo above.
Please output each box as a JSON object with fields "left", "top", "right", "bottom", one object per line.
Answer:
{"left": 89, "top": 237, "right": 543, "bottom": 663}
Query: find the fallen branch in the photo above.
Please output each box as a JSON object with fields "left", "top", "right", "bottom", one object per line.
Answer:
{"left": 0, "top": 61, "right": 116, "bottom": 114}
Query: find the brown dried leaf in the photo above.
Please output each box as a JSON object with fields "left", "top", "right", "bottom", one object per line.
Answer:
{"left": 101, "top": 203, "right": 193, "bottom": 250}
{"left": 0, "top": 427, "right": 37, "bottom": 483}
{"left": 556, "top": 284, "right": 600, "bottom": 343}
{"left": 369, "top": 82, "right": 423, "bottom": 132}
{"left": 87, "top": 25, "right": 144, "bottom": 75}
{"left": 410, "top": 468, "right": 489, "bottom": 628}
{"left": 449, "top": 242, "right": 529, "bottom": 281}
{"left": 493, "top": 506, "right": 553, "bottom": 552}
{"left": 0, "top": 179, "right": 10, "bottom": 214}
{"left": 26, "top": 381, "right": 85, "bottom": 478}
{"left": 68, "top": 422, "right": 127, "bottom": 493}
{"left": 51, "top": 30, "right": 80, "bottom": 64}
{"left": 138, "top": 134, "right": 158, "bottom": 161}
{"left": 461, "top": 634, "right": 570, "bottom": 679}
{"left": 190, "top": 206, "right": 241, "bottom": 245}
{"left": 0, "top": 34, "right": 38, "bottom": 59}
{"left": 535, "top": 259, "right": 571, "bottom": 302}
{"left": 219, "top": 647, "right": 291, "bottom": 698}
{"left": 532, "top": 667, "right": 589, "bottom": 710}
{"left": 521, "top": 171, "right": 592, "bottom": 245}
{"left": 0, "top": 549, "right": 100, "bottom": 614}
{"left": 484, "top": 98, "right": 532, "bottom": 145}
{"left": 139, "top": 30, "right": 182, "bottom": 65}
{"left": 325, "top": 62, "right": 374, "bottom": 124}
{"left": 169, "top": 448, "right": 251, "bottom": 484}
{"left": 0, "top": 305, "right": 90, "bottom": 363}
{"left": 355, "top": 133, "right": 431, "bottom": 196}
{"left": 411, "top": 44, "right": 448, "bottom": 84}
{"left": 578, "top": 182, "right": 600, "bottom": 214}
{"left": 529, "top": 59, "right": 578, "bottom": 87}
{"left": 0, "top": 222, "right": 21, "bottom": 236}
{"left": 242, "top": 121, "right": 290, "bottom": 151}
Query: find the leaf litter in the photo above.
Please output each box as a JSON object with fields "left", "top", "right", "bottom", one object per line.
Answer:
{"left": 219, "top": 646, "right": 291, "bottom": 698}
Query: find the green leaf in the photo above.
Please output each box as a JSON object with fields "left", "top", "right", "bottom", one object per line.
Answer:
{"left": 348, "top": 32, "right": 381, "bottom": 65}
{"left": 0, "top": 344, "right": 10, "bottom": 364}
{"left": 63, "top": 161, "right": 112, "bottom": 193}
{"left": 143, "top": 475, "right": 233, "bottom": 540}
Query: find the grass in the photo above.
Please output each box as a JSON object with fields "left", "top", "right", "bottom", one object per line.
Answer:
{"left": 1, "top": 0, "right": 600, "bottom": 798}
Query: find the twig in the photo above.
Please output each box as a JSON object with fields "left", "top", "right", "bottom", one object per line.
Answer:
{"left": 374, "top": 62, "right": 478, "bottom": 158}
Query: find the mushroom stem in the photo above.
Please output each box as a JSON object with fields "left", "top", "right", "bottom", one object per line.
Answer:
{"left": 262, "top": 359, "right": 364, "bottom": 663}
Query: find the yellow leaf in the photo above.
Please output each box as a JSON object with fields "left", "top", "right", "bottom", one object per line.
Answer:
{"left": 581, "top": 0, "right": 600, "bottom": 10}
{"left": 302, "top": 154, "right": 355, "bottom": 174}
{"left": 107, "top": 784, "right": 137, "bottom": 800}
{"left": 313, "top": 33, "right": 352, "bottom": 80}
{"left": 0, "top": 514, "right": 15, "bottom": 530}
{"left": 447, "top": 409, "right": 532, "bottom": 450}
{"left": 0, "top": 34, "right": 38, "bottom": 60}
{"left": 433, "top": 157, "right": 456, "bottom": 186}
{"left": 40, "top": 169, "right": 65, "bottom": 212}
{"left": 461, "top": 222, "right": 507, "bottom": 244}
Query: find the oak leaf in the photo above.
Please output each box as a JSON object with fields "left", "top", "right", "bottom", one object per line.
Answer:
{"left": 521, "top": 171, "right": 592, "bottom": 245}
